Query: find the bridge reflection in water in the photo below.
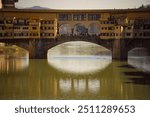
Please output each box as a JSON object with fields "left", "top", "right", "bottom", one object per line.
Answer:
{"left": 0, "top": 57, "right": 150, "bottom": 99}
{"left": 48, "top": 57, "right": 111, "bottom": 74}
{"left": 0, "top": 55, "right": 29, "bottom": 73}
{"left": 59, "top": 79, "right": 100, "bottom": 94}
{"left": 0, "top": 42, "right": 150, "bottom": 99}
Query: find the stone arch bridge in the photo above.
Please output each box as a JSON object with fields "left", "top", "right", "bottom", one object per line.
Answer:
{"left": 0, "top": 36, "right": 150, "bottom": 60}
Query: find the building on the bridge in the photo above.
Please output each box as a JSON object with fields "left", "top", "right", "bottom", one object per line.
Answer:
{"left": 1, "top": 0, "right": 18, "bottom": 9}
{"left": 0, "top": 1, "right": 150, "bottom": 40}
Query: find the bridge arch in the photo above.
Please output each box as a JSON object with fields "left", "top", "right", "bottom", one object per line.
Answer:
{"left": 125, "top": 39, "right": 150, "bottom": 59}
{"left": 47, "top": 41, "right": 112, "bottom": 73}
{"left": 0, "top": 39, "right": 32, "bottom": 58}
{"left": 128, "top": 47, "right": 150, "bottom": 57}
{"left": 46, "top": 38, "right": 112, "bottom": 52}
{"left": 0, "top": 42, "right": 29, "bottom": 58}
{"left": 126, "top": 39, "right": 150, "bottom": 52}
{"left": 88, "top": 23, "right": 100, "bottom": 36}
{"left": 46, "top": 40, "right": 112, "bottom": 60}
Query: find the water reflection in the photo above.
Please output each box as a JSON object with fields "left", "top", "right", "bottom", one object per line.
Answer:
{"left": 128, "top": 57, "right": 150, "bottom": 73}
{"left": 88, "top": 79, "right": 100, "bottom": 94}
{"left": 0, "top": 42, "right": 150, "bottom": 99}
{"left": 0, "top": 59, "right": 150, "bottom": 99}
{"left": 0, "top": 55, "right": 29, "bottom": 73}
{"left": 48, "top": 57, "right": 111, "bottom": 74}
{"left": 59, "top": 79, "right": 72, "bottom": 93}
{"left": 74, "top": 79, "right": 86, "bottom": 93}
{"left": 59, "top": 79, "right": 100, "bottom": 95}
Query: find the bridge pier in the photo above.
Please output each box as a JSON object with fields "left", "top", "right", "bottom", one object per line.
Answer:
{"left": 29, "top": 39, "right": 36, "bottom": 59}
{"left": 29, "top": 39, "right": 47, "bottom": 59}
{"left": 34, "top": 48, "right": 47, "bottom": 59}
{"left": 112, "top": 39, "right": 128, "bottom": 61}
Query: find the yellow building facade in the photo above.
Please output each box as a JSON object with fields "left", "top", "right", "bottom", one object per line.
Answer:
{"left": 0, "top": 8, "right": 150, "bottom": 40}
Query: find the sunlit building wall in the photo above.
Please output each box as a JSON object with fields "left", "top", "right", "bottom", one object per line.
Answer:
{"left": 0, "top": 0, "right": 2, "bottom": 9}
{"left": 0, "top": 1, "right": 150, "bottom": 40}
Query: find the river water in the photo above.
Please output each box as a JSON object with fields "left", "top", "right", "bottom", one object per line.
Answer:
{"left": 0, "top": 41, "right": 150, "bottom": 100}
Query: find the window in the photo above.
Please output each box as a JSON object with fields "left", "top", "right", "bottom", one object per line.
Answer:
{"left": 143, "top": 25, "right": 150, "bottom": 30}
{"left": 50, "top": 33, "right": 54, "bottom": 36}
{"left": 40, "top": 33, "right": 44, "bottom": 36}
{"left": 16, "top": 33, "right": 19, "bottom": 36}
{"left": 144, "top": 32, "right": 150, "bottom": 37}
{"left": 14, "top": 19, "right": 28, "bottom": 25}
{"left": 41, "top": 21, "right": 44, "bottom": 24}
{"left": 14, "top": 27, "right": 20, "bottom": 30}
{"left": 40, "top": 27, "right": 44, "bottom": 30}
{"left": 104, "top": 33, "right": 106, "bottom": 36}
{"left": 0, "top": 26, "right": 5, "bottom": 30}
{"left": 23, "top": 27, "right": 29, "bottom": 30}
{"left": 127, "top": 27, "right": 131, "bottom": 30}
{"left": 0, "top": 20, "right": 4, "bottom": 24}
{"left": 144, "top": 19, "right": 150, "bottom": 24}
{"left": 73, "top": 14, "right": 86, "bottom": 21}
{"left": 23, "top": 33, "right": 28, "bottom": 36}
{"left": 32, "top": 27, "right": 37, "bottom": 30}
{"left": 30, "top": 33, "right": 39, "bottom": 36}
{"left": 8, "top": 27, "right": 13, "bottom": 29}
{"left": 108, "top": 27, "right": 114, "bottom": 30}
{"left": 40, "top": 33, "right": 54, "bottom": 37}
{"left": 88, "top": 14, "right": 100, "bottom": 20}
{"left": 18, "top": 19, "right": 25, "bottom": 24}
{"left": 139, "top": 33, "right": 143, "bottom": 36}
{"left": 50, "top": 21, "right": 54, "bottom": 24}
{"left": 134, "top": 25, "right": 140, "bottom": 29}
{"left": 126, "top": 33, "right": 131, "bottom": 36}
{"left": 6, "top": 20, "right": 13, "bottom": 24}
{"left": 0, "top": 33, "right": 3, "bottom": 37}
{"left": 48, "top": 27, "right": 54, "bottom": 30}
{"left": 110, "top": 33, "right": 114, "bottom": 36}
{"left": 110, "top": 21, "right": 114, "bottom": 24}
{"left": 5, "top": 33, "right": 12, "bottom": 37}
{"left": 41, "top": 20, "right": 54, "bottom": 24}
{"left": 100, "top": 21, "right": 103, "bottom": 24}
{"left": 59, "top": 14, "right": 72, "bottom": 21}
